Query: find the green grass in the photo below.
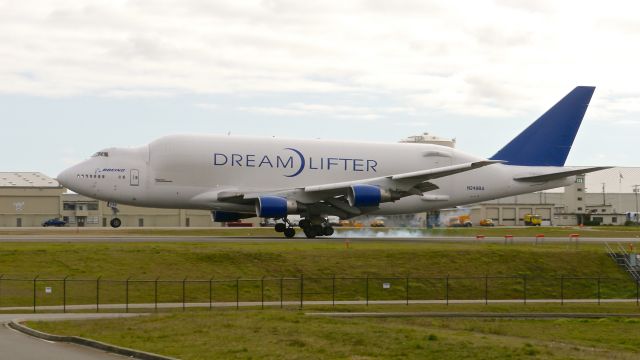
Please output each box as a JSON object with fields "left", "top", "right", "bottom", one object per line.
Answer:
{"left": 28, "top": 306, "right": 640, "bottom": 359}
{"left": 0, "top": 241, "right": 636, "bottom": 309}
{"left": 7, "top": 239, "right": 640, "bottom": 359}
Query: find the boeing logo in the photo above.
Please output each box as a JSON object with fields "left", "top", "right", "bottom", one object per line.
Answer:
{"left": 213, "top": 148, "right": 378, "bottom": 177}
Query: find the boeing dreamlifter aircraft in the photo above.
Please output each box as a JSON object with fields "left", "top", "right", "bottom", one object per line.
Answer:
{"left": 57, "top": 86, "right": 608, "bottom": 238}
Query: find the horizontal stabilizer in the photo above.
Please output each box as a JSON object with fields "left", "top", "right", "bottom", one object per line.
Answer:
{"left": 491, "top": 86, "right": 595, "bottom": 166}
{"left": 514, "top": 166, "right": 611, "bottom": 182}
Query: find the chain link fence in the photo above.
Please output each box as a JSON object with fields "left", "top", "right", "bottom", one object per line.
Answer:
{"left": 0, "top": 274, "right": 638, "bottom": 312}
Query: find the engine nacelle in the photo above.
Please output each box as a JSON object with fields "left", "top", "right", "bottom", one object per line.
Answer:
{"left": 211, "top": 211, "right": 253, "bottom": 222}
{"left": 348, "top": 184, "right": 400, "bottom": 207}
{"left": 255, "top": 196, "right": 298, "bottom": 218}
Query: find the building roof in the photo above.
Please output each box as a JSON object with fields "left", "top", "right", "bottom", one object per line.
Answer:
{"left": 0, "top": 172, "right": 60, "bottom": 188}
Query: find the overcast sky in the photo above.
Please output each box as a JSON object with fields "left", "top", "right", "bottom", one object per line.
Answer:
{"left": 2, "top": 0, "right": 640, "bottom": 178}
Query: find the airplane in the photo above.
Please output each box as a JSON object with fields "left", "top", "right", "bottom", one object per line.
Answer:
{"left": 57, "top": 86, "right": 609, "bottom": 238}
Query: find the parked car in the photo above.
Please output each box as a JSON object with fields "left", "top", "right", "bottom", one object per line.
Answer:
{"left": 42, "top": 219, "right": 66, "bottom": 227}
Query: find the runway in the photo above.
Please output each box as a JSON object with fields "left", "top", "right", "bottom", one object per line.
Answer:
{"left": 0, "top": 235, "right": 638, "bottom": 243}
{"left": 0, "top": 313, "right": 143, "bottom": 360}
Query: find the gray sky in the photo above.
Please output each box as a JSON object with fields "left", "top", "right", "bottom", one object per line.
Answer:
{"left": 2, "top": 0, "right": 639, "bottom": 177}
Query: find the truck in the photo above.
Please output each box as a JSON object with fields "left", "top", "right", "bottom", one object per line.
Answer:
{"left": 479, "top": 219, "right": 495, "bottom": 227}
{"left": 523, "top": 214, "right": 542, "bottom": 226}
{"left": 448, "top": 215, "right": 472, "bottom": 227}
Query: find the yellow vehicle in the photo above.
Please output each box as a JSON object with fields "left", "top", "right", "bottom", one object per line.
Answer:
{"left": 339, "top": 220, "right": 364, "bottom": 228}
{"left": 523, "top": 214, "right": 542, "bottom": 226}
{"left": 448, "top": 215, "right": 472, "bottom": 227}
{"left": 479, "top": 219, "right": 495, "bottom": 227}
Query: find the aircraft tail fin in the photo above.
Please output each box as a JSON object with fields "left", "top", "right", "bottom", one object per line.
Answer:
{"left": 490, "top": 86, "right": 595, "bottom": 166}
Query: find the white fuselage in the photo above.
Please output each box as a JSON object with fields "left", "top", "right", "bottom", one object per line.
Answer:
{"left": 57, "top": 134, "right": 573, "bottom": 215}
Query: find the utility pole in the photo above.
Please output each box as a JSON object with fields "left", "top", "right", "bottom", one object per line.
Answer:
{"left": 602, "top": 182, "right": 606, "bottom": 206}
{"left": 633, "top": 185, "right": 640, "bottom": 223}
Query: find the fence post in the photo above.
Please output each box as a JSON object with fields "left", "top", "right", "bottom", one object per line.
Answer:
{"left": 597, "top": 277, "right": 601, "bottom": 305}
{"left": 155, "top": 277, "right": 159, "bottom": 312}
{"left": 484, "top": 275, "right": 488, "bottom": 305}
{"left": 63, "top": 275, "right": 69, "bottom": 313}
{"left": 125, "top": 277, "right": 130, "bottom": 313}
{"left": 280, "top": 277, "right": 283, "bottom": 309}
{"left": 332, "top": 275, "right": 336, "bottom": 307}
{"left": 261, "top": 276, "right": 264, "bottom": 310}
{"left": 637, "top": 280, "right": 639, "bottom": 306}
{"left": 300, "top": 274, "right": 304, "bottom": 309}
{"left": 523, "top": 275, "right": 527, "bottom": 305}
{"left": 96, "top": 276, "right": 101, "bottom": 312}
{"left": 445, "top": 275, "right": 449, "bottom": 306}
{"left": 560, "top": 275, "right": 564, "bottom": 306}
{"left": 236, "top": 278, "right": 240, "bottom": 310}
{"left": 209, "top": 277, "right": 213, "bottom": 310}
{"left": 405, "top": 275, "right": 409, "bottom": 306}
{"left": 0, "top": 274, "right": 3, "bottom": 307}
{"left": 182, "top": 277, "right": 187, "bottom": 312}
{"left": 365, "top": 275, "right": 369, "bottom": 306}
{"left": 33, "top": 275, "right": 39, "bottom": 313}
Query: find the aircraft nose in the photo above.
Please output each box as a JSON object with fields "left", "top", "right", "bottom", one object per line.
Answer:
{"left": 56, "top": 166, "right": 76, "bottom": 190}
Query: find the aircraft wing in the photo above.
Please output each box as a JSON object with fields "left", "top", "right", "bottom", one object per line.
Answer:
{"left": 303, "top": 160, "right": 500, "bottom": 193}
{"left": 206, "top": 160, "right": 499, "bottom": 218}
{"left": 514, "top": 166, "right": 611, "bottom": 182}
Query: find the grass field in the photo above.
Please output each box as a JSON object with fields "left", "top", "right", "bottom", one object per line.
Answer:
{"left": 4, "top": 238, "right": 639, "bottom": 359}
{"left": 0, "top": 240, "right": 637, "bottom": 308}
{"left": 28, "top": 305, "right": 640, "bottom": 359}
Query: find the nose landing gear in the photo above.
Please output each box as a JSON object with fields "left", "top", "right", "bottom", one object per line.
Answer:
{"left": 108, "top": 201, "right": 122, "bottom": 228}
{"left": 110, "top": 218, "right": 122, "bottom": 228}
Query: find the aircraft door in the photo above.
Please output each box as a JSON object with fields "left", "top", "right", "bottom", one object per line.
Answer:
{"left": 130, "top": 169, "right": 139, "bottom": 186}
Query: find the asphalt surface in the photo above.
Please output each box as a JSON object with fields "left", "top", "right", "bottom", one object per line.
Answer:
{"left": 0, "top": 235, "right": 638, "bottom": 243}
{"left": 0, "top": 313, "right": 143, "bottom": 360}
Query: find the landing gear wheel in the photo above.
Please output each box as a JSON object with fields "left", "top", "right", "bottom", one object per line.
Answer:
{"left": 110, "top": 218, "right": 122, "bottom": 228}
{"left": 303, "top": 228, "right": 316, "bottom": 239}
{"left": 299, "top": 219, "right": 310, "bottom": 229}
{"left": 284, "top": 227, "right": 296, "bottom": 238}
{"left": 322, "top": 226, "right": 334, "bottom": 236}
{"left": 274, "top": 223, "right": 287, "bottom": 232}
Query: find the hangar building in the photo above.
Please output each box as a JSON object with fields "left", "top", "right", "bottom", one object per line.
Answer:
{"left": 0, "top": 172, "right": 219, "bottom": 227}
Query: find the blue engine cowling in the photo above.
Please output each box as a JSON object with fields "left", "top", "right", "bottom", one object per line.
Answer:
{"left": 348, "top": 184, "right": 383, "bottom": 207}
{"left": 256, "top": 196, "right": 298, "bottom": 218}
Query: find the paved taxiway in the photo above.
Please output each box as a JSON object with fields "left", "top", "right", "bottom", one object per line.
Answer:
{"left": 0, "top": 313, "right": 143, "bottom": 360}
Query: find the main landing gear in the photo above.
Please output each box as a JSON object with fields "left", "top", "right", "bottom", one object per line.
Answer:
{"left": 299, "top": 218, "right": 334, "bottom": 239}
{"left": 108, "top": 201, "right": 122, "bottom": 228}
{"left": 274, "top": 218, "right": 296, "bottom": 238}
{"left": 272, "top": 217, "right": 335, "bottom": 239}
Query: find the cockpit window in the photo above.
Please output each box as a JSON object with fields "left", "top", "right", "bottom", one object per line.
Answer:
{"left": 92, "top": 151, "right": 109, "bottom": 157}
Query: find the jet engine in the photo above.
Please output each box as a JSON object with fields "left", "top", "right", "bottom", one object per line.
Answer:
{"left": 347, "top": 184, "right": 398, "bottom": 207}
{"left": 256, "top": 196, "right": 298, "bottom": 218}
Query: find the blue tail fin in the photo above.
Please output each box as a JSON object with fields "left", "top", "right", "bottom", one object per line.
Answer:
{"left": 490, "top": 86, "right": 595, "bottom": 166}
